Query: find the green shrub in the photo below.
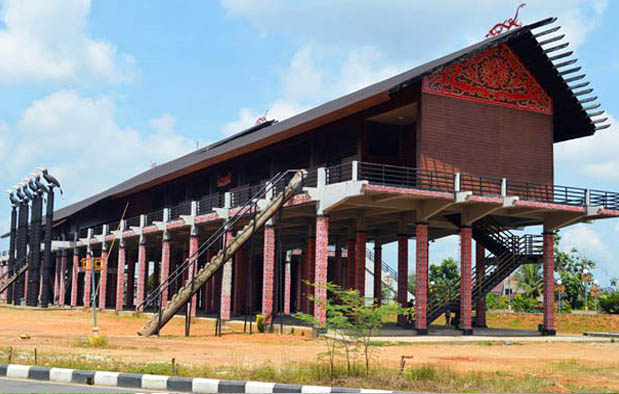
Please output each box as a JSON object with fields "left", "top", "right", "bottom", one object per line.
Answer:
{"left": 256, "top": 314, "right": 265, "bottom": 332}
{"left": 486, "top": 293, "right": 508, "bottom": 310}
{"left": 511, "top": 294, "right": 540, "bottom": 313}
{"left": 599, "top": 290, "right": 619, "bottom": 314}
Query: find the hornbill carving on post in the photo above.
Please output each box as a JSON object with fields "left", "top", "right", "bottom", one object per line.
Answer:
{"left": 38, "top": 166, "right": 62, "bottom": 308}
{"left": 5, "top": 190, "right": 20, "bottom": 304}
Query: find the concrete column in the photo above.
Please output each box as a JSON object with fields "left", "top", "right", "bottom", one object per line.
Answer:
{"left": 160, "top": 238, "right": 171, "bottom": 308}
{"left": 373, "top": 242, "right": 382, "bottom": 305}
{"left": 543, "top": 231, "right": 556, "bottom": 335}
{"left": 136, "top": 239, "right": 147, "bottom": 309}
{"left": 116, "top": 244, "right": 126, "bottom": 311}
{"left": 220, "top": 231, "right": 233, "bottom": 321}
{"left": 262, "top": 225, "right": 276, "bottom": 324}
{"left": 70, "top": 251, "right": 79, "bottom": 307}
{"left": 397, "top": 234, "right": 409, "bottom": 326}
{"left": 53, "top": 257, "right": 60, "bottom": 304}
{"left": 284, "top": 257, "right": 291, "bottom": 315}
{"left": 459, "top": 226, "right": 473, "bottom": 335}
{"left": 355, "top": 231, "right": 367, "bottom": 296}
{"left": 59, "top": 253, "right": 67, "bottom": 306}
{"left": 296, "top": 255, "right": 303, "bottom": 313}
{"left": 305, "top": 235, "right": 316, "bottom": 314}
{"left": 415, "top": 223, "right": 428, "bottom": 333}
{"left": 475, "top": 242, "right": 486, "bottom": 327}
{"left": 233, "top": 248, "right": 248, "bottom": 315}
{"left": 189, "top": 234, "right": 199, "bottom": 316}
{"left": 99, "top": 246, "right": 108, "bottom": 310}
{"left": 83, "top": 256, "right": 92, "bottom": 309}
{"left": 126, "top": 259, "right": 135, "bottom": 307}
{"left": 346, "top": 239, "right": 356, "bottom": 290}
{"left": 334, "top": 244, "right": 343, "bottom": 287}
{"left": 314, "top": 215, "right": 329, "bottom": 327}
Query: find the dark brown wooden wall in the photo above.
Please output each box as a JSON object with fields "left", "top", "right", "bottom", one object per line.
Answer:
{"left": 418, "top": 93, "right": 553, "bottom": 185}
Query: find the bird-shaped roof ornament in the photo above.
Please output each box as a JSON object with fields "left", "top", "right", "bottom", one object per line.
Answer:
{"left": 39, "top": 166, "right": 63, "bottom": 196}
{"left": 32, "top": 172, "right": 49, "bottom": 194}
{"left": 6, "top": 189, "right": 21, "bottom": 206}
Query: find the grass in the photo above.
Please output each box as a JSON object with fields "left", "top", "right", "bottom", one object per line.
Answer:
{"left": 0, "top": 347, "right": 616, "bottom": 392}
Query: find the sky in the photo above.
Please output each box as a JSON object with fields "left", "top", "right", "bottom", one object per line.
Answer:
{"left": 0, "top": 0, "right": 617, "bottom": 284}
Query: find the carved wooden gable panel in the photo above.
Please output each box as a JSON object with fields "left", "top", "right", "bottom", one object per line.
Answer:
{"left": 422, "top": 44, "right": 552, "bottom": 115}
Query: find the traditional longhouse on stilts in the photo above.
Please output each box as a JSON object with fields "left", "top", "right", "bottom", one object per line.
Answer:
{"left": 1, "top": 17, "right": 616, "bottom": 337}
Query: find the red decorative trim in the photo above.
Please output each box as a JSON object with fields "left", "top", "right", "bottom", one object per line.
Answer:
{"left": 423, "top": 44, "right": 552, "bottom": 115}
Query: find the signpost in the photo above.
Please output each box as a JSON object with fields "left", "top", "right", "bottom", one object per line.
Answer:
{"left": 81, "top": 255, "right": 103, "bottom": 334}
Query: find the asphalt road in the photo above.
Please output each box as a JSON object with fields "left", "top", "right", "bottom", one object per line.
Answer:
{"left": 0, "top": 377, "right": 159, "bottom": 393}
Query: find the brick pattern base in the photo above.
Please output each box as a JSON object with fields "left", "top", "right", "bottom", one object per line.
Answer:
{"left": 398, "top": 235, "right": 409, "bottom": 326}
{"left": 84, "top": 260, "right": 92, "bottom": 309}
{"left": 59, "top": 255, "right": 67, "bottom": 306}
{"left": 220, "top": 232, "right": 233, "bottom": 321}
{"left": 262, "top": 226, "right": 275, "bottom": 324}
{"left": 189, "top": 236, "right": 199, "bottom": 316}
{"left": 355, "top": 231, "right": 366, "bottom": 296}
{"left": 374, "top": 244, "right": 382, "bottom": 305}
{"left": 543, "top": 232, "right": 555, "bottom": 334}
{"left": 314, "top": 216, "right": 329, "bottom": 326}
{"left": 415, "top": 225, "right": 428, "bottom": 331}
{"left": 136, "top": 243, "right": 147, "bottom": 309}
{"left": 284, "top": 261, "right": 291, "bottom": 315}
{"left": 159, "top": 241, "right": 170, "bottom": 308}
{"left": 53, "top": 257, "right": 60, "bottom": 304}
{"left": 99, "top": 250, "right": 108, "bottom": 310}
{"left": 460, "top": 226, "right": 473, "bottom": 333}
{"left": 116, "top": 247, "right": 126, "bottom": 311}
{"left": 475, "top": 242, "right": 486, "bottom": 327}
{"left": 126, "top": 260, "right": 135, "bottom": 307}
{"left": 346, "top": 239, "right": 356, "bottom": 290}
{"left": 71, "top": 252, "right": 79, "bottom": 307}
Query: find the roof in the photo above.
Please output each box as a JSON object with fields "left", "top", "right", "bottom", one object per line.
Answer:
{"left": 53, "top": 17, "right": 609, "bottom": 223}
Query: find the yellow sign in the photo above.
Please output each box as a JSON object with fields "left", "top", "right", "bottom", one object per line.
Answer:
{"left": 80, "top": 257, "right": 103, "bottom": 271}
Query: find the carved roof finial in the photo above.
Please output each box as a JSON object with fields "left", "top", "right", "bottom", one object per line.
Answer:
{"left": 486, "top": 3, "right": 526, "bottom": 38}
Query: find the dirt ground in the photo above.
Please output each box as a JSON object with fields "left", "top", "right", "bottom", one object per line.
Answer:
{"left": 1, "top": 306, "right": 619, "bottom": 391}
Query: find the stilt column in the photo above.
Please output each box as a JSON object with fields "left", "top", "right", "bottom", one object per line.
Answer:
{"left": 99, "top": 245, "right": 108, "bottom": 310}
{"left": 346, "top": 239, "right": 356, "bottom": 290}
{"left": 160, "top": 236, "right": 171, "bottom": 308}
{"left": 83, "top": 252, "right": 92, "bottom": 308}
{"left": 220, "top": 230, "right": 233, "bottom": 321}
{"left": 58, "top": 252, "right": 67, "bottom": 306}
{"left": 373, "top": 242, "right": 382, "bottom": 305}
{"left": 415, "top": 223, "right": 428, "bottom": 333}
{"left": 355, "top": 231, "right": 366, "bottom": 296}
{"left": 70, "top": 250, "right": 79, "bottom": 307}
{"left": 543, "top": 231, "right": 556, "bottom": 335}
{"left": 262, "top": 225, "right": 276, "bottom": 324}
{"left": 397, "top": 234, "right": 409, "bottom": 326}
{"left": 116, "top": 242, "right": 126, "bottom": 311}
{"left": 189, "top": 233, "right": 199, "bottom": 316}
{"left": 314, "top": 215, "right": 329, "bottom": 327}
{"left": 284, "top": 256, "right": 291, "bottom": 315}
{"left": 334, "top": 244, "right": 343, "bottom": 287}
{"left": 136, "top": 238, "right": 147, "bottom": 309}
{"left": 475, "top": 242, "right": 486, "bottom": 327}
{"left": 459, "top": 226, "right": 473, "bottom": 335}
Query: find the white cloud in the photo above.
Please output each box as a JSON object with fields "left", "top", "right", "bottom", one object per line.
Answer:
{"left": 560, "top": 224, "right": 611, "bottom": 259}
{"left": 0, "top": 0, "right": 134, "bottom": 84}
{"left": 555, "top": 115, "right": 618, "bottom": 182}
{"left": 1, "top": 91, "right": 194, "bottom": 208}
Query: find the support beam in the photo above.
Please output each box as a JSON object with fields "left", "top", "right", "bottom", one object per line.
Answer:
{"left": 136, "top": 239, "right": 147, "bottom": 310}
{"left": 314, "top": 215, "right": 329, "bottom": 328}
{"left": 459, "top": 226, "right": 473, "bottom": 335}
{"left": 373, "top": 242, "right": 382, "bottom": 305}
{"left": 355, "top": 231, "right": 367, "bottom": 296}
{"left": 415, "top": 223, "right": 428, "bottom": 333}
{"left": 475, "top": 242, "right": 486, "bottom": 327}
{"left": 116, "top": 242, "right": 126, "bottom": 312}
{"left": 543, "top": 211, "right": 587, "bottom": 231}
{"left": 397, "top": 234, "right": 409, "bottom": 327}
{"left": 417, "top": 199, "right": 454, "bottom": 222}
{"left": 70, "top": 250, "right": 79, "bottom": 307}
{"left": 262, "top": 225, "right": 275, "bottom": 325}
{"left": 99, "top": 245, "right": 109, "bottom": 310}
{"left": 542, "top": 231, "right": 556, "bottom": 335}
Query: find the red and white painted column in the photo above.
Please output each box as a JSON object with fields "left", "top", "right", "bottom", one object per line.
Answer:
{"left": 459, "top": 226, "right": 473, "bottom": 335}
{"left": 305, "top": 235, "right": 315, "bottom": 314}
{"left": 70, "top": 250, "right": 79, "bottom": 307}
{"left": 99, "top": 246, "right": 108, "bottom": 310}
{"left": 53, "top": 257, "right": 60, "bottom": 304}
{"left": 475, "top": 242, "right": 486, "bottom": 327}
{"left": 116, "top": 243, "right": 126, "bottom": 311}
{"left": 346, "top": 238, "right": 356, "bottom": 290}
{"left": 542, "top": 231, "right": 556, "bottom": 335}
{"left": 373, "top": 242, "right": 382, "bottom": 305}
{"left": 314, "top": 215, "right": 329, "bottom": 327}
{"left": 233, "top": 248, "right": 248, "bottom": 316}
{"left": 160, "top": 236, "right": 171, "bottom": 308}
{"left": 398, "top": 234, "right": 409, "bottom": 327}
{"left": 284, "top": 257, "right": 291, "bottom": 315}
{"left": 355, "top": 231, "right": 366, "bottom": 296}
{"left": 220, "top": 230, "right": 234, "bottom": 321}
{"left": 262, "top": 225, "right": 276, "bottom": 324}
{"left": 83, "top": 253, "right": 92, "bottom": 308}
{"left": 296, "top": 254, "right": 303, "bottom": 313}
{"left": 188, "top": 233, "right": 199, "bottom": 316}
{"left": 415, "top": 224, "right": 428, "bottom": 333}
{"left": 58, "top": 253, "right": 67, "bottom": 306}
{"left": 126, "top": 258, "right": 135, "bottom": 307}
{"left": 136, "top": 239, "right": 147, "bottom": 309}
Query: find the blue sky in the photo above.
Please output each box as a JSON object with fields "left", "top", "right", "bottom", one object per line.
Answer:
{"left": 1, "top": 0, "right": 617, "bottom": 284}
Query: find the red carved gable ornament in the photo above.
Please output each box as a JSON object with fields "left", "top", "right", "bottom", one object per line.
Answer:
{"left": 422, "top": 44, "right": 552, "bottom": 115}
